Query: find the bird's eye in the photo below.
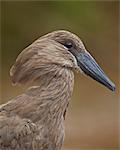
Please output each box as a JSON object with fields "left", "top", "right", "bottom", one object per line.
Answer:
{"left": 64, "top": 42, "right": 73, "bottom": 48}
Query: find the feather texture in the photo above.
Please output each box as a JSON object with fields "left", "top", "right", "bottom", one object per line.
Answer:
{"left": 0, "top": 31, "right": 76, "bottom": 150}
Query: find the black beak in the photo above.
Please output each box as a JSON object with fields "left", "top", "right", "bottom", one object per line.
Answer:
{"left": 76, "top": 50, "right": 115, "bottom": 91}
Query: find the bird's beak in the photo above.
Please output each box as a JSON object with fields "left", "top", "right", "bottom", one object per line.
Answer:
{"left": 76, "top": 50, "right": 115, "bottom": 91}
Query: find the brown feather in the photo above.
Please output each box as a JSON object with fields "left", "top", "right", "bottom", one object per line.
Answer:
{"left": 1, "top": 30, "right": 78, "bottom": 150}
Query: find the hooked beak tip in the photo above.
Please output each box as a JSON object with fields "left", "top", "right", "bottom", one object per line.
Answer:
{"left": 109, "top": 83, "right": 115, "bottom": 91}
{"left": 112, "top": 86, "right": 115, "bottom": 91}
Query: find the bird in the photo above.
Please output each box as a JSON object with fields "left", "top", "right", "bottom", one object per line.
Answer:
{"left": 0, "top": 30, "right": 115, "bottom": 150}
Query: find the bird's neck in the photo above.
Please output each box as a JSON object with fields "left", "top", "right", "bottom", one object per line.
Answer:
{"left": 26, "top": 67, "right": 74, "bottom": 119}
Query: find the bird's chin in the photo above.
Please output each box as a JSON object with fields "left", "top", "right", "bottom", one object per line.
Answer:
{"left": 77, "top": 67, "right": 84, "bottom": 74}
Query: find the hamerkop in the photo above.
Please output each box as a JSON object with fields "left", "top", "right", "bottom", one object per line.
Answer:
{"left": 0, "top": 30, "right": 115, "bottom": 150}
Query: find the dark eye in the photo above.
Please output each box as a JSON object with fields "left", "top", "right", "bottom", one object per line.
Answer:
{"left": 64, "top": 42, "right": 73, "bottom": 48}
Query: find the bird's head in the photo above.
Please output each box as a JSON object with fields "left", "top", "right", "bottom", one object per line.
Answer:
{"left": 10, "top": 30, "right": 115, "bottom": 91}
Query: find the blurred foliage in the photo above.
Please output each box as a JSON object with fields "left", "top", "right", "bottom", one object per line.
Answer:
{"left": 1, "top": 1, "right": 119, "bottom": 149}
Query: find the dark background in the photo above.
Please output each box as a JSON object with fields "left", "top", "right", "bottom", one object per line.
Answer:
{"left": 1, "top": 1, "right": 119, "bottom": 149}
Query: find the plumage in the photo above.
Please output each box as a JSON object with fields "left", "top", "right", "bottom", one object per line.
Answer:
{"left": 0, "top": 30, "right": 115, "bottom": 150}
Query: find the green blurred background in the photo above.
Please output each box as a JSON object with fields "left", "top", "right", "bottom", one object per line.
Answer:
{"left": 1, "top": 1, "right": 119, "bottom": 150}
